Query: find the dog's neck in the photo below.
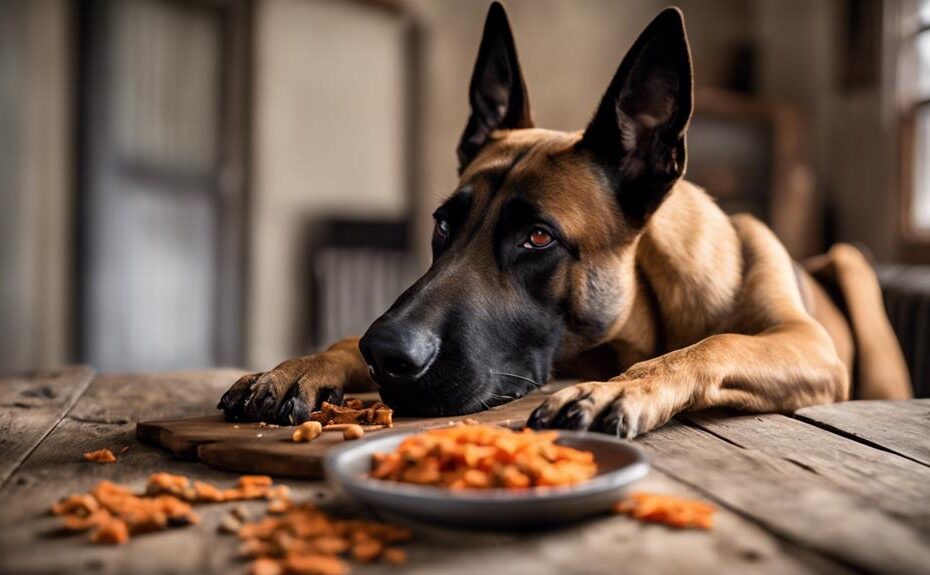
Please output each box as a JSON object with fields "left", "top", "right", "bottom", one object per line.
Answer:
{"left": 611, "top": 179, "right": 744, "bottom": 356}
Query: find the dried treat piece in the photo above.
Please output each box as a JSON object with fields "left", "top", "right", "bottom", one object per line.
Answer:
{"left": 193, "top": 480, "right": 226, "bottom": 502}
{"left": 309, "top": 402, "right": 393, "bottom": 427}
{"left": 292, "top": 421, "right": 323, "bottom": 443}
{"left": 383, "top": 547, "right": 408, "bottom": 565}
{"left": 90, "top": 516, "right": 130, "bottom": 544}
{"left": 612, "top": 492, "right": 715, "bottom": 530}
{"left": 52, "top": 493, "right": 99, "bottom": 517}
{"left": 342, "top": 425, "right": 364, "bottom": 441}
{"left": 62, "top": 509, "right": 111, "bottom": 532}
{"left": 83, "top": 449, "right": 117, "bottom": 464}
{"left": 240, "top": 475, "right": 273, "bottom": 488}
{"left": 219, "top": 513, "right": 243, "bottom": 534}
{"left": 146, "top": 472, "right": 190, "bottom": 497}
{"left": 231, "top": 504, "right": 251, "bottom": 521}
{"left": 309, "top": 536, "right": 350, "bottom": 555}
{"left": 283, "top": 553, "right": 348, "bottom": 575}
{"left": 351, "top": 537, "right": 383, "bottom": 563}
{"left": 267, "top": 485, "right": 290, "bottom": 500}
{"left": 343, "top": 398, "right": 365, "bottom": 409}
{"left": 267, "top": 497, "right": 291, "bottom": 514}
{"left": 251, "top": 557, "right": 283, "bottom": 575}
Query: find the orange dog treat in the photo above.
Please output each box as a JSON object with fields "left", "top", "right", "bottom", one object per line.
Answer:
{"left": 83, "top": 448, "right": 117, "bottom": 463}
{"left": 90, "top": 516, "right": 130, "bottom": 544}
{"left": 283, "top": 553, "right": 348, "bottom": 575}
{"left": 383, "top": 547, "right": 407, "bottom": 565}
{"left": 310, "top": 401, "right": 393, "bottom": 427}
{"left": 52, "top": 493, "right": 99, "bottom": 517}
{"left": 342, "top": 424, "right": 364, "bottom": 441}
{"left": 370, "top": 424, "right": 597, "bottom": 489}
{"left": 612, "top": 492, "right": 715, "bottom": 529}
{"left": 52, "top": 473, "right": 287, "bottom": 545}
{"left": 228, "top": 502, "right": 413, "bottom": 574}
{"left": 292, "top": 421, "right": 323, "bottom": 443}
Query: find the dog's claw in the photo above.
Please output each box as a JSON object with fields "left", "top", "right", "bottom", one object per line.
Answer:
{"left": 526, "top": 405, "right": 550, "bottom": 429}
{"left": 219, "top": 372, "right": 261, "bottom": 419}
{"left": 553, "top": 403, "right": 591, "bottom": 430}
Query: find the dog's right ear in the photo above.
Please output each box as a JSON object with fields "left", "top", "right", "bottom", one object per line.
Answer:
{"left": 457, "top": 2, "right": 533, "bottom": 172}
{"left": 580, "top": 8, "right": 693, "bottom": 224}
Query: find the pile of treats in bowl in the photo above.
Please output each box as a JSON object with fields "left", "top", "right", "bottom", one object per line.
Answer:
{"left": 371, "top": 424, "right": 598, "bottom": 488}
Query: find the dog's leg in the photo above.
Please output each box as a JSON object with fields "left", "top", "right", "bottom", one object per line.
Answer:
{"left": 530, "top": 215, "right": 851, "bottom": 438}
{"left": 528, "top": 321, "right": 848, "bottom": 438}
{"left": 218, "top": 337, "right": 375, "bottom": 424}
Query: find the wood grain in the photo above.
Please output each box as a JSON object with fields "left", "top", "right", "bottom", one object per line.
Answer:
{"left": 0, "top": 370, "right": 853, "bottom": 574}
{"left": 685, "top": 411, "right": 930, "bottom": 532}
{"left": 795, "top": 400, "right": 930, "bottom": 467}
{"left": 639, "top": 419, "right": 930, "bottom": 574}
{"left": 0, "top": 366, "right": 96, "bottom": 488}
{"left": 0, "top": 370, "right": 254, "bottom": 575}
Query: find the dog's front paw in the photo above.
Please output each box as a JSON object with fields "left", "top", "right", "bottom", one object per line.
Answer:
{"left": 526, "top": 379, "right": 668, "bottom": 439}
{"left": 218, "top": 356, "right": 345, "bottom": 424}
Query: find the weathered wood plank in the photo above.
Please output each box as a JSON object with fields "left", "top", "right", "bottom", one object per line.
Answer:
{"left": 0, "top": 366, "right": 96, "bottom": 489}
{"left": 0, "top": 370, "right": 846, "bottom": 574}
{"left": 386, "top": 469, "right": 847, "bottom": 575}
{"left": 685, "top": 411, "right": 930, "bottom": 532}
{"left": 638, "top": 419, "right": 930, "bottom": 574}
{"left": 795, "top": 400, "right": 930, "bottom": 467}
{"left": 0, "top": 370, "right": 251, "bottom": 575}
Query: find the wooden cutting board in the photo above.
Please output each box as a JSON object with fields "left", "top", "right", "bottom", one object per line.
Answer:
{"left": 136, "top": 387, "right": 556, "bottom": 479}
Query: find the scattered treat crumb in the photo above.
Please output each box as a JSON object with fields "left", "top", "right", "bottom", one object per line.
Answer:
{"left": 219, "top": 513, "right": 243, "bottom": 534}
{"left": 612, "top": 492, "right": 715, "bottom": 530}
{"left": 229, "top": 502, "right": 412, "bottom": 574}
{"left": 383, "top": 547, "right": 407, "bottom": 565}
{"left": 370, "top": 424, "right": 597, "bottom": 488}
{"left": 292, "top": 421, "right": 323, "bottom": 443}
{"left": 342, "top": 424, "right": 364, "bottom": 441}
{"left": 251, "top": 557, "right": 283, "bottom": 575}
{"left": 83, "top": 449, "right": 117, "bottom": 464}
{"left": 231, "top": 504, "right": 251, "bottom": 522}
{"left": 52, "top": 474, "right": 290, "bottom": 545}
{"left": 120, "top": 446, "right": 131, "bottom": 454}
{"left": 90, "top": 515, "right": 130, "bottom": 545}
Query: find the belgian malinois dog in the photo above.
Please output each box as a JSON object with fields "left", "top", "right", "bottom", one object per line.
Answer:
{"left": 220, "top": 3, "right": 911, "bottom": 438}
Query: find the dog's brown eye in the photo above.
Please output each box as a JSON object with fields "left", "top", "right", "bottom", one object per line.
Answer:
{"left": 434, "top": 218, "right": 449, "bottom": 240}
{"left": 524, "top": 227, "right": 554, "bottom": 249}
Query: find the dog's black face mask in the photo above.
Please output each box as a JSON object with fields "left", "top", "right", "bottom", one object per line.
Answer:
{"left": 359, "top": 176, "right": 575, "bottom": 416}
{"left": 360, "top": 2, "right": 692, "bottom": 416}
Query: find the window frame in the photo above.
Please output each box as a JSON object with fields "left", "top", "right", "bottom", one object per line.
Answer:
{"left": 900, "top": 19, "right": 930, "bottom": 252}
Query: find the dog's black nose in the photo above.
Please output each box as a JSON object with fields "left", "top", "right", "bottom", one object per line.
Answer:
{"left": 359, "top": 321, "right": 439, "bottom": 385}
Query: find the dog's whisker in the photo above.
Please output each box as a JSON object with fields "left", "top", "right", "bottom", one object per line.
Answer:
{"left": 490, "top": 370, "right": 543, "bottom": 389}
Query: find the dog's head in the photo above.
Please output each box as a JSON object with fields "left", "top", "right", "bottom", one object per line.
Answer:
{"left": 359, "top": 3, "right": 693, "bottom": 415}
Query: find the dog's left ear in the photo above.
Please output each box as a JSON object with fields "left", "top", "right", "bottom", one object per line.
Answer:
{"left": 580, "top": 8, "right": 693, "bottom": 223}
{"left": 457, "top": 2, "right": 533, "bottom": 172}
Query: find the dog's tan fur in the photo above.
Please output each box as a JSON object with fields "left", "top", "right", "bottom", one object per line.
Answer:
{"left": 220, "top": 4, "right": 911, "bottom": 436}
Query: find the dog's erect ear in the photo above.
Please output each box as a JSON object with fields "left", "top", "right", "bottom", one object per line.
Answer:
{"left": 457, "top": 2, "right": 533, "bottom": 172}
{"left": 581, "top": 8, "right": 693, "bottom": 223}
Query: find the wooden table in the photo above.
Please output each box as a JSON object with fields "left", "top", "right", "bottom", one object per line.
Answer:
{"left": 1, "top": 367, "right": 928, "bottom": 574}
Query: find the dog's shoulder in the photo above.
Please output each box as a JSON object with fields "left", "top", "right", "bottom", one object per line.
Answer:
{"left": 635, "top": 180, "right": 744, "bottom": 347}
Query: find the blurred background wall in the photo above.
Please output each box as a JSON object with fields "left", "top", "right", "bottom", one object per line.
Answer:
{"left": 1, "top": 0, "right": 928, "bottom": 378}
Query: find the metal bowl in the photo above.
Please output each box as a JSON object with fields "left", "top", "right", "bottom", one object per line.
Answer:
{"left": 324, "top": 428, "right": 649, "bottom": 529}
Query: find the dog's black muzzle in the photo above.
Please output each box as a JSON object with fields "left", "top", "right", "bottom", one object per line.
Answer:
{"left": 359, "top": 319, "right": 439, "bottom": 386}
